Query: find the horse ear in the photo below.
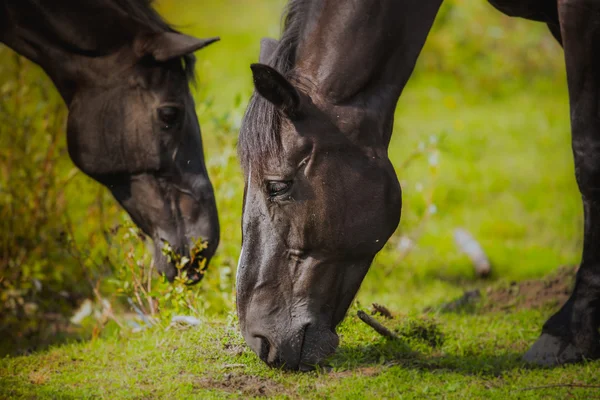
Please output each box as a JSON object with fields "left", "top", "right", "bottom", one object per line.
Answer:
{"left": 259, "top": 38, "right": 279, "bottom": 64}
{"left": 136, "top": 32, "right": 219, "bottom": 61}
{"left": 250, "top": 63, "right": 300, "bottom": 117}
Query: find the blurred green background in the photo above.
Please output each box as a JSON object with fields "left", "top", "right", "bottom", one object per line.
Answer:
{"left": 0, "top": 0, "right": 577, "bottom": 354}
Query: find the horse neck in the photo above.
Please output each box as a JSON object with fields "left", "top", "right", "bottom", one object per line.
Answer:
{"left": 1, "top": 0, "right": 139, "bottom": 104}
{"left": 292, "top": 0, "right": 442, "bottom": 147}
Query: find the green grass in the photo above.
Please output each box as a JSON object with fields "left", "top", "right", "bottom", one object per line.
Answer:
{"left": 1, "top": 0, "right": 597, "bottom": 398}
{"left": 2, "top": 308, "right": 599, "bottom": 399}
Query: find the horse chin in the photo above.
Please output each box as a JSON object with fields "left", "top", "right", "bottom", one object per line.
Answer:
{"left": 248, "top": 320, "right": 340, "bottom": 371}
{"left": 152, "top": 248, "right": 177, "bottom": 281}
{"left": 297, "top": 327, "right": 339, "bottom": 371}
{"left": 181, "top": 258, "right": 209, "bottom": 285}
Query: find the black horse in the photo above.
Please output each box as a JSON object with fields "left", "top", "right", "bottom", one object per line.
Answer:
{"left": 237, "top": 0, "right": 599, "bottom": 370}
{"left": 1, "top": 0, "right": 220, "bottom": 283}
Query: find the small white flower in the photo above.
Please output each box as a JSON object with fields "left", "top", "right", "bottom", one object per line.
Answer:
{"left": 429, "top": 135, "right": 438, "bottom": 145}
{"left": 428, "top": 151, "right": 439, "bottom": 166}
{"left": 418, "top": 141, "right": 426, "bottom": 151}
{"left": 70, "top": 299, "right": 93, "bottom": 325}
{"left": 415, "top": 182, "right": 424, "bottom": 192}
{"left": 398, "top": 236, "right": 413, "bottom": 252}
{"left": 428, "top": 204, "right": 438, "bottom": 215}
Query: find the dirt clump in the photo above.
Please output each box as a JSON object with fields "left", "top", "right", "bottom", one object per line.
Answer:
{"left": 482, "top": 265, "right": 577, "bottom": 313}
{"left": 195, "top": 373, "right": 288, "bottom": 398}
{"left": 428, "top": 266, "right": 577, "bottom": 314}
{"left": 371, "top": 303, "right": 393, "bottom": 319}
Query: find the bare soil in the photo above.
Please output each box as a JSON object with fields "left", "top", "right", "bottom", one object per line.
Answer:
{"left": 481, "top": 265, "right": 577, "bottom": 313}
{"left": 427, "top": 265, "right": 578, "bottom": 314}
{"left": 195, "top": 373, "right": 289, "bottom": 398}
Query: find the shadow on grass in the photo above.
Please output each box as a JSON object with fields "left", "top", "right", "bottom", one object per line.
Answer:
{"left": 0, "top": 321, "right": 92, "bottom": 357}
{"left": 330, "top": 339, "right": 534, "bottom": 377}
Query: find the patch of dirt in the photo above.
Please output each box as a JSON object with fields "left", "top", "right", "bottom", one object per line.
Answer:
{"left": 481, "top": 265, "right": 577, "bottom": 313}
{"left": 222, "top": 342, "right": 246, "bottom": 357}
{"left": 427, "top": 265, "right": 578, "bottom": 314}
{"left": 195, "top": 373, "right": 288, "bottom": 398}
{"left": 395, "top": 316, "right": 444, "bottom": 347}
{"left": 28, "top": 370, "right": 50, "bottom": 385}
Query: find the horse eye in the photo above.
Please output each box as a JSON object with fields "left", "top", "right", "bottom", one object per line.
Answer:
{"left": 157, "top": 106, "right": 181, "bottom": 129}
{"left": 267, "top": 181, "right": 292, "bottom": 198}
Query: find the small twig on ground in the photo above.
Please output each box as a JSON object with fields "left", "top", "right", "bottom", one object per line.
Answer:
{"left": 371, "top": 303, "right": 393, "bottom": 319}
{"left": 357, "top": 310, "right": 399, "bottom": 340}
{"left": 222, "top": 363, "right": 246, "bottom": 369}
{"left": 514, "top": 384, "right": 600, "bottom": 392}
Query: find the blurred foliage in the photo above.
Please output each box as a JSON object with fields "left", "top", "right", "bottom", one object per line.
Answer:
{"left": 0, "top": 52, "right": 77, "bottom": 349}
{"left": 417, "top": 0, "right": 562, "bottom": 94}
{"left": 0, "top": 50, "right": 121, "bottom": 354}
{"left": 0, "top": 0, "right": 569, "bottom": 355}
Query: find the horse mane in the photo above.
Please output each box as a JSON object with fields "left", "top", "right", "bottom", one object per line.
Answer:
{"left": 238, "top": 0, "right": 308, "bottom": 172}
{"left": 111, "top": 0, "right": 196, "bottom": 81}
{"left": 17, "top": 0, "right": 197, "bottom": 81}
{"left": 112, "top": 0, "right": 172, "bottom": 33}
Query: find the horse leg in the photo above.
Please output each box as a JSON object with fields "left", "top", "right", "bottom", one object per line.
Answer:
{"left": 524, "top": 0, "right": 600, "bottom": 366}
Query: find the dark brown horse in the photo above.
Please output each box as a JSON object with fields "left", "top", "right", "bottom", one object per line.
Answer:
{"left": 237, "top": 0, "right": 600, "bottom": 370}
{"left": 1, "top": 0, "right": 220, "bottom": 283}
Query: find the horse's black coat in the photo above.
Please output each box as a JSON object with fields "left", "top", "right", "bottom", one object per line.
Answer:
{"left": 1, "top": 0, "right": 220, "bottom": 282}
{"left": 237, "top": 0, "right": 440, "bottom": 370}
{"left": 238, "top": 0, "right": 600, "bottom": 370}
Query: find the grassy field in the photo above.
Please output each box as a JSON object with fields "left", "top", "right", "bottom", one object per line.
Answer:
{"left": 2, "top": 0, "right": 599, "bottom": 398}
{"left": 2, "top": 286, "right": 600, "bottom": 399}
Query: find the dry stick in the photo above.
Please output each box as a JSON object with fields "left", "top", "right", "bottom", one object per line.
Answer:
{"left": 357, "top": 310, "right": 399, "bottom": 340}
{"left": 222, "top": 364, "right": 246, "bottom": 369}
{"left": 514, "top": 384, "right": 600, "bottom": 392}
